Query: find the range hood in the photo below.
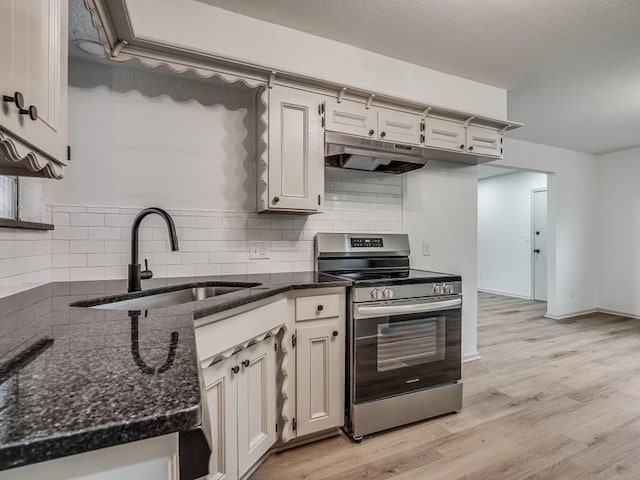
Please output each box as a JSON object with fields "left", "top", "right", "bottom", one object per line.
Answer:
{"left": 325, "top": 132, "right": 428, "bottom": 174}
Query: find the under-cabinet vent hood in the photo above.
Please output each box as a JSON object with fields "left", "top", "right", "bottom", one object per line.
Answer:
{"left": 324, "top": 132, "right": 428, "bottom": 174}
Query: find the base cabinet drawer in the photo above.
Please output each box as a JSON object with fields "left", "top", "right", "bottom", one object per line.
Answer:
{"left": 296, "top": 294, "right": 340, "bottom": 321}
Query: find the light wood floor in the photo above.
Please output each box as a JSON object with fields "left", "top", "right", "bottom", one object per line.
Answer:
{"left": 252, "top": 293, "right": 640, "bottom": 480}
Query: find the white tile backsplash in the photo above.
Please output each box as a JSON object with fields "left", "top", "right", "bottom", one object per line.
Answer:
{"left": 43, "top": 169, "right": 402, "bottom": 282}
{"left": 0, "top": 170, "right": 403, "bottom": 296}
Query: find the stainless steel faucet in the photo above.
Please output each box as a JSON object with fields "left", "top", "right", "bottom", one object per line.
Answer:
{"left": 128, "top": 207, "right": 179, "bottom": 292}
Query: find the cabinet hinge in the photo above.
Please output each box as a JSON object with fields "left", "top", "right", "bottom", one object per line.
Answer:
{"left": 319, "top": 103, "right": 325, "bottom": 128}
{"left": 420, "top": 122, "right": 425, "bottom": 132}
{"left": 274, "top": 341, "right": 278, "bottom": 352}
{"left": 420, "top": 134, "right": 425, "bottom": 143}
{"left": 292, "top": 418, "right": 297, "bottom": 431}
{"left": 318, "top": 194, "right": 321, "bottom": 206}
{"left": 292, "top": 334, "right": 296, "bottom": 348}
{"left": 67, "top": 146, "right": 71, "bottom": 161}
{"left": 275, "top": 423, "right": 278, "bottom": 433}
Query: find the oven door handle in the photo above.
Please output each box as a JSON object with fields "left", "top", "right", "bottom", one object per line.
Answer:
{"left": 355, "top": 297, "right": 462, "bottom": 319}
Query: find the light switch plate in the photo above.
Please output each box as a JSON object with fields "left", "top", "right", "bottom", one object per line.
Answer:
{"left": 422, "top": 241, "right": 431, "bottom": 256}
{"left": 249, "top": 241, "right": 270, "bottom": 260}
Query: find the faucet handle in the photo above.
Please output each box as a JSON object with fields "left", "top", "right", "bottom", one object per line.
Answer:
{"left": 141, "top": 258, "right": 153, "bottom": 280}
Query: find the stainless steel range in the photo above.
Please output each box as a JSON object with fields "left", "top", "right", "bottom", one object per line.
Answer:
{"left": 316, "top": 233, "right": 463, "bottom": 441}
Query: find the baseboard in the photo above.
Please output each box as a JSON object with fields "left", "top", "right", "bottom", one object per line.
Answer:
{"left": 478, "top": 288, "right": 532, "bottom": 300}
{"left": 463, "top": 351, "right": 481, "bottom": 363}
{"left": 545, "top": 309, "right": 598, "bottom": 320}
{"left": 596, "top": 308, "right": 640, "bottom": 320}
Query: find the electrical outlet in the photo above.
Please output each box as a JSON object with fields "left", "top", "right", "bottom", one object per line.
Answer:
{"left": 422, "top": 241, "right": 431, "bottom": 256}
{"left": 249, "top": 241, "right": 270, "bottom": 260}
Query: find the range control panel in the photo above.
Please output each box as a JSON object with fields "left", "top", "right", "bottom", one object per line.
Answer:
{"left": 351, "top": 237, "right": 384, "bottom": 248}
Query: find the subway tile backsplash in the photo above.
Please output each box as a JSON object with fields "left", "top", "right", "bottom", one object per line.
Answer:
{"left": 43, "top": 169, "right": 403, "bottom": 284}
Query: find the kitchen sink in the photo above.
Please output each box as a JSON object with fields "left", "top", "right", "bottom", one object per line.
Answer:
{"left": 71, "top": 282, "right": 261, "bottom": 311}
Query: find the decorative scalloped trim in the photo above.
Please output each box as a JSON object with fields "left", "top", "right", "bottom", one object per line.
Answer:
{"left": 256, "top": 87, "right": 269, "bottom": 212}
{"left": 0, "top": 131, "right": 63, "bottom": 179}
{"left": 278, "top": 325, "right": 293, "bottom": 443}
{"left": 85, "top": 0, "right": 266, "bottom": 90}
{"left": 201, "top": 326, "right": 283, "bottom": 367}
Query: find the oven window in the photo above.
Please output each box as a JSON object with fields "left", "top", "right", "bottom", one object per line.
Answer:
{"left": 377, "top": 316, "right": 445, "bottom": 372}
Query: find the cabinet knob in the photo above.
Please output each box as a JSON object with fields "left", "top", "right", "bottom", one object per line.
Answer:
{"left": 242, "top": 360, "right": 250, "bottom": 368}
{"left": 468, "top": 146, "right": 474, "bottom": 151}
{"left": 380, "top": 131, "right": 386, "bottom": 138}
{"left": 273, "top": 196, "right": 280, "bottom": 204}
{"left": 459, "top": 144, "right": 465, "bottom": 150}
{"left": 19, "top": 105, "right": 38, "bottom": 122}
{"left": 3, "top": 91, "right": 24, "bottom": 110}
{"left": 332, "top": 330, "right": 339, "bottom": 337}
{"left": 368, "top": 129, "right": 375, "bottom": 136}
{"left": 317, "top": 304, "right": 324, "bottom": 311}
{"left": 231, "top": 365, "right": 240, "bottom": 374}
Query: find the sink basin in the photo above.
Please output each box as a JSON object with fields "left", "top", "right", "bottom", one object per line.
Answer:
{"left": 71, "top": 282, "right": 261, "bottom": 311}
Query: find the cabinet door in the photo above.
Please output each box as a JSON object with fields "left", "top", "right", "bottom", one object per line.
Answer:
{"left": 268, "top": 87, "right": 324, "bottom": 212}
{"left": 236, "top": 337, "right": 276, "bottom": 478}
{"left": 377, "top": 108, "right": 422, "bottom": 145}
{"left": 424, "top": 117, "right": 466, "bottom": 152}
{"left": 295, "top": 319, "right": 344, "bottom": 437}
{"left": 466, "top": 125, "right": 503, "bottom": 157}
{"left": 0, "top": 0, "right": 68, "bottom": 164}
{"left": 203, "top": 358, "right": 238, "bottom": 480}
{"left": 324, "top": 99, "right": 377, "bottom": 138}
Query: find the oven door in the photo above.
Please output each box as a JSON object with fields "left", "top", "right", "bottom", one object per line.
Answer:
{"left": 353, "top": 296, "right": 461, "bottom": 404}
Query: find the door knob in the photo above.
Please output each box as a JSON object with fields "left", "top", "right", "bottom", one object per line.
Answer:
{"left": 368, "top": 129, "right": 375, "bottom": 136}
{"left": 231, "top": 365, "right": 240, "bottom": 374}
{"left": 273, "top": 197, "right": 280, "bottom": 204}
{"left": 468, "top": 146, "right": 474, "bottom": 151}
{"left": 380, "top": 131, "right": 386, "bottom": 138}
{"left": 459, "top": 144, "right": 465, "bottom": 150}
{"left": 317, "top": 304, "right": 324, "bottom": 311}
{"left": 242, "top": 360, "right": 250, "bottom": 368}
{"left": 332, "top": 330, "right": 339, "bottom": 337}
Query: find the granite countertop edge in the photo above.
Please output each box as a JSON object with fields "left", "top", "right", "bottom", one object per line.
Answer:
{"left": 0, "top": 272, "right": 351, "bottom": 472}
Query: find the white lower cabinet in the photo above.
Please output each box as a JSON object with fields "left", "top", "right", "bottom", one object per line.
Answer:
{"left": 203, "top": 336, "right": 276, "bottom": 480}
{"left": 295, "top": 317, "right": 345, "bottom": 437}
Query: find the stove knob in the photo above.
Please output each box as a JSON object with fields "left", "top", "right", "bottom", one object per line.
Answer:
{"left": 371, "top": 288, "right": 382, "bottom": 300}
{"left": 433, "top": 284, "right": 443, "bottom": 295}
{"left": 443, "top": 284, "right": 453, "bottom": 294}
{"left": 382, "top": 288, "right": 394, "bottom": 299}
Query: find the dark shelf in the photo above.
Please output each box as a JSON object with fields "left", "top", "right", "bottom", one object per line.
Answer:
{"left": 0, "top": 218, "right": 54, "bottom": 231}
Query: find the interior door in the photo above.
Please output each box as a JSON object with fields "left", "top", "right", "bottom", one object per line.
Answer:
{"left": 533, "top": 189, "right": 548, "bottom": 301}
{"left": 236, "top": 337, "right": 276, "bottom": 478}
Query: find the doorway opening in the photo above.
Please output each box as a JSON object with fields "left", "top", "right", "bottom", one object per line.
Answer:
{"left": 477, "top": 165, "right": 549, "bottom": 302}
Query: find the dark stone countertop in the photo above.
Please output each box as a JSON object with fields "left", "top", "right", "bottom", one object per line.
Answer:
{"left": 0, "top": 272, "right": 350, "bottom": 471}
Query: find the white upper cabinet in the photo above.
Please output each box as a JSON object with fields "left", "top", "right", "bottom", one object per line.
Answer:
{"left": 324, "top": 99, "right": 377, "bottom": 138}
{"left": 424, "top": 117, "right": 467, "bottom": 152}
{"left": 377, "top": 108, "right": 422, "bottom": 145}
{"left": 466, "top": 125, "right": 503, "bottom": 157}
{"left": 265, "top": 86, "right": 325, "bottom": 213}
{"left": 0, "top": 0, "right": 68, "bottom": 178}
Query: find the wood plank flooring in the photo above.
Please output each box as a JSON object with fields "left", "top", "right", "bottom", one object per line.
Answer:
{"left": 252, "top": 293, "right": 640, "bottom": 480}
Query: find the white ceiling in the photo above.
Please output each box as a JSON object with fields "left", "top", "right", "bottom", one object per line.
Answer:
{"left": 200, "top": 0, "right": 640, "bottom": 155}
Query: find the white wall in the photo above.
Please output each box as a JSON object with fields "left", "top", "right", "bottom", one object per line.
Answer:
{"left": 44, "top": 59, "right": 403, "bottom": 282}
{"left": 403, "top": 163, "right": 479, "bottom": 361}
{"left": 478, "top": 171, "right": 547, "bottom": 298}
{"left": 125, "top": 0, "right": 507, "bottom": 120}
{"left": 595, "top": 147, "right": 640, "bottom": 318}
{"left": 493, "top": 138, "right": 599, "bottom": 318}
